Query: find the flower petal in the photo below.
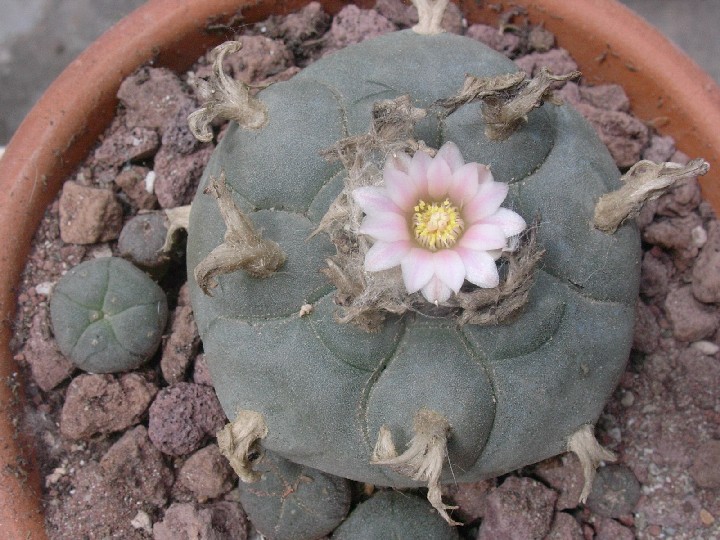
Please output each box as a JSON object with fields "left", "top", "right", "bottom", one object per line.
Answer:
{"left": 456, "top": 248, "right": 500, "bottom": 288}
{"left": 401, "top": 248, "right": 434, "bottom": 293}
{"left": 384, "top": 167, "right": 418, "bottom": 210}
{"left": 479, "top": 208, "right": 527, "bottom": 237}
{"left": 477, "top": 164, "right": 493, "bottom": 185}
{"left": 427, "top": 155, "right": 453, "bottom": 200}
{"left": 488, "top": 249, "right": 503, "bottom": 260}
{"left": 421, "top": 276, "right": 453, "bottom": 304}
{"left": 364, "top": 240, "right": 412, "bottom": 272}
{"left": 358, "top": 212, "right": 410, "bottom": 242}
{"left": 464, "top": 180, "right": 509, "bottom": 223}
{"left": 386, "top": 151, "right": 412, "bottom": 174}
{"left": 352, "top": 186, "right": 400, "bottom": 215}
{"left": 458, "top": 223, "right": 507, "bottom": 251}
{"left": 449, "top": 163, "right": 480, "bottom": 206}
{"left": 436, "top": 141, "right": 465, "bottom": 172}
{"left": 409, "top": 151, "right": 432, "bottom": 198}
{"left": 433, "top": 249, "right": 465, "bottom": 293}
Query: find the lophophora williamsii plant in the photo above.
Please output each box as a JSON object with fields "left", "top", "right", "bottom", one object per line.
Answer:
{"left": 178, "top": 0, "right": 708, "bottom": 530}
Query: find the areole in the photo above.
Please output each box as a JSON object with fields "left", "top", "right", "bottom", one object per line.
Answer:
{"left": 0, "top": 0, "right": 718, "bottom": 537}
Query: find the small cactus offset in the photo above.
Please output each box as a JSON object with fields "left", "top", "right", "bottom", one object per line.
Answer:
{"left": 184, "top": 1, "right": 708, "bottom": 527}
{"left": 236, "top": 451, "right": 351, "bottom": 540}
{"left": 50, "top": 257, "right": 168, "bottom": 373}
{"left": 332, "top": 490, "right": 459, "bottom": 539}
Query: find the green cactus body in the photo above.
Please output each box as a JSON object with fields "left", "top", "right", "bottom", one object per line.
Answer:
{"left": 332, "top": 490, "right": 459, "bottom": 540}
{"left": 51, "top": 257, "right": 168, "bottom": 373}
{"left": 187, "top": 30, "right": 640, "bottom": 487}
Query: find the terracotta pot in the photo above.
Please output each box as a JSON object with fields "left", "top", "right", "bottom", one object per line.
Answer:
{"left": 0, "top": 0, "right": 718, "bottom": 536}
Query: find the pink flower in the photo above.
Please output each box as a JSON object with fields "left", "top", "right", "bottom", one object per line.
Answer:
{"left": 353, "top": 141, "right": 526, "bottom": 304}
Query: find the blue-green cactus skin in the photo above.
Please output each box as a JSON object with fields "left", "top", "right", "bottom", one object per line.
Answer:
{"left": 187, "top": 30, "right": 640, "bottom": 487}
{"left": 332, "top": 490, "right": 459, "bottom": 540}
{"left": 237, "top": 451, "right": 351, "bottom": 540}
{"left": 51, "top": 257, "right": 168, "bottom": 373}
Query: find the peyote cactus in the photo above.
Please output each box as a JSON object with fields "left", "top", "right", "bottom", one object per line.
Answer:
{"left": 185, "top": 1, "right": 707, "bottom": 526}
{"left": 235, "top": 450, "right": 351, "bottom": 540}
{"left": 51, "top": 257, "right": 168, "bottom": 373}
{"left": 332, "top": 490, "right": 459, "bottom": 540}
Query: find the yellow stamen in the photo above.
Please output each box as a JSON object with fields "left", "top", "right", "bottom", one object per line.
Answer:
{"left": 413, "top": 199, "right": 464, "bottom": 251}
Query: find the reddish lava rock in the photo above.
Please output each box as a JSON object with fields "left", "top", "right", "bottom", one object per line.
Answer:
{"left": 148, "top": 382, "right": 227, "bottom": 456}
{"left": 514, "top": 48, "right": 578, "bottom": 77}
{"left": 161, "top": 304, "right": 200, "bottom": 384}
{"left": 222, "top": 35, "right": 294, "bottom": 85}
{"left": 58, "top": 181, "right": 124, "bottom": 244}
{"left": 690, "top": 440, "right": 720, "bottom": 489}
{"left": 100, "top": 425, "right": 174, "bottom": 507}
{"left": 60, "top": 373, "right": 158, "bottom": 439}
{"left": 594, "top": 516, "right": 634, "bottom": 540}
{"left": 324, "top": 4, "right": 396, "bottom": 51}
{"left": 477, "top": 477, "right": 558, "bottom": 540}
{"left": 445, "top": 478, "right": 496, "bottom": 523}
{"left": 675, "top": 348, "right": 720, "bottom": 411}
{"left": 643, "top": 214, "right": 702, "bottom": 256}
{"left": 546, "top": 512, "right": 583, "bottom": 540}
{"left": 578, "top": 84, "right": 630, "bottom": 112}
{"left": 693, "top": 221, "right": 720, "bottom": 303}
{"left": 21, "top": 309, "right": 74, "bottom": 391}
{"left": 49, "top": 462, "right": 152, "bottom": 540}
{"left": 466, "top": 24, "right": 521, "bottom": 56}
{"left": 574, "top": 103, "right": 649, "bottom": 168}
{"left": 153, "top": 501, "right": 248, "bottom": 540}
{"left": 161, "top": 101, "right": 203, "bottom": 155}
{"left": 642, "top": 134, "right": 676, "bottom": 163}
{"left": 93, "top": 124, "right": 160, "bottom": 168}
{"left": 664, "top": 286, "right": 719, "bottom": 342}
{"left": 115, "top": 166, "right": 158, "bottom": 210}
{"left": 178, "top": 444, "right": 236, "bottom": 500}
{"left": 272, "top": 1, "right": 330, "bottom": 48}
{"left": 656, "top": 175, "right": 702, "bottom": 218}
{"left": 535, "top": 453, "right": 585, "bottom": 511}
{"left": 117, "top": 67, "right": 196, "bottom": 132}
{"left": 153, "top": 145, "right": 214, "bottom": 209}
{"left": 640, "top": 250, "right": 671, "bottom": 298}
{"left": 632, "top": 301, "right": 660, "bottom": 354}
{"left": 192, "top": 353, "right": 214, "bottom": 386}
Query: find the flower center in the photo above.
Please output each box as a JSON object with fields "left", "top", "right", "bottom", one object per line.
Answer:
{"left": 413, "top": 199, "right": 465, "bottom": 251}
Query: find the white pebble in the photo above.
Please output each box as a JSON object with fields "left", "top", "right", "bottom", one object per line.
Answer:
{"left": 0, "top": 146, "right": 5, "bottom": 160}
{"left": 620, "top": 391, "right": 635, "bottom": 407}
{"left": 91, "top": 244, "right": 113, "bottom": 259}
{"left": 35, "top": 281, "right": 54, "bottom": 296}
{"left": 145, "top": 170, "right": 157, "bottom": 194}
{"left": 691, "top": 340, "right": 719, "bottom": 355}
{"left": 45, "top": 466, "right": 67, "bottom": 486}
{"left": 130, "top": 510, "right": 153, "bottom": 533}
{"left": 691, "top": 225, "right": 708, "bottom": 247}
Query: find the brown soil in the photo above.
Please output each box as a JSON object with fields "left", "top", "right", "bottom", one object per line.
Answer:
{"left": 11, "top": 2, "right": 720, "bottom": 539}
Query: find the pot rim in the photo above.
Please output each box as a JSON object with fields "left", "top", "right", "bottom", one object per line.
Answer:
{"left": 0, "top": 0, "right": 717, "bottom": 536}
